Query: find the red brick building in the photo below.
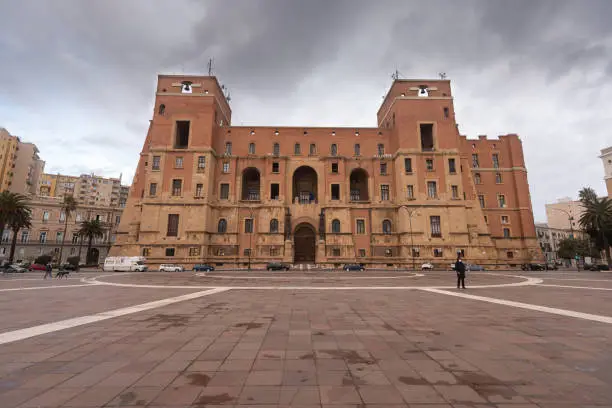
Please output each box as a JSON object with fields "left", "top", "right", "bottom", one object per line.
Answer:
{"left": 110, "top": 75, "right": 541, "bottom": 268}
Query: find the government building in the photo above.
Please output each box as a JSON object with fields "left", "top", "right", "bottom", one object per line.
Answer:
{"left": 110, "top": 75, "right": 541, "bottom": 269}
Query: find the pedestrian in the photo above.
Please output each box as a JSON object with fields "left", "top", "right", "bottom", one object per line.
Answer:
{"left": 44, "top": 263, "right": 53, "bottom": 279}
{"left": 455, "top": 256, "right": 466, "bottom": 289}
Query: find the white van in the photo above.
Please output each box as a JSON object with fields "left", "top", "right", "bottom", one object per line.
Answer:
{"left": 159, "top": 264, "right": 184, "bottom": 272}
{"left": 103, "top": 256, "right": 148, "bottom": 272}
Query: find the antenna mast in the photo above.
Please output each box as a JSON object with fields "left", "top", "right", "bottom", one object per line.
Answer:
{"left": 207, "top": 58, "right": 214, "bottom": 76}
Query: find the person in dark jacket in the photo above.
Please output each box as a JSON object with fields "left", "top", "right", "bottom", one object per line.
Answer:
{"left": 455, "top": 257, "right": 466, "bottom": 289}
{"left": 44, "top": 263, "right": 53, "bottom": 279}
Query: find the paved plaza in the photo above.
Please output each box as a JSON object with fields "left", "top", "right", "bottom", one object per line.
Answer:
{"left": 0, "top": 269, "right": 611, "bottom": 407}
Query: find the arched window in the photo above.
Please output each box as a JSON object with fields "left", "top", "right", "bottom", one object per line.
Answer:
{"left": 377, "top": 144, "right": 385, "bottom": 156}
{"left": 273, "top": 143, "right": 280, "bottom": 156}
{"left": 248, "top": 143, "right": 256, "bottom": 154}
{"left": 382, "top": 219, "right": 392, "bottom": 234}
{"left": 158, "top": 104, "right": 165, "bottom": 115}
{"left": 474, "top": 173, "right": 481, "bottom": 184}
{"left": 217, "top": 219, "right": 227, "bottom": 233}
{"left": 331, "top": 219, "right": 340, "bottom": 233}
{"left": 331, "top": 144, "right": 338, "bottom": 156}
{"left": 270, "top": 219, "right": 279, "bottom": 233}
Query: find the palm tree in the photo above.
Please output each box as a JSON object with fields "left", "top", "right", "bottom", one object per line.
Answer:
{"left": 578, "top": 188, "right": 612, "bottom": 266}
{"left": 78, "top": 220, "right": 105, "bottom": 265}
{"left": 57, "top": 195, "right": 77, "bottom": 265}
{"left": 0, "top": 191, "right": 29, "bottom": 238}
{"left": 8, "top": 205, "right": 32, "bottom": 263}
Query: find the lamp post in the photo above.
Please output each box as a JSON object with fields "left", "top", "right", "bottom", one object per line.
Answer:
{"left": 247, "top": 207, "right": 255, "bottom": 271}
{"left": 551, "top": 208, "right": 576, "bottom": 269}
{"left": 400, "top": 205, "right": 419, "bottom": 271}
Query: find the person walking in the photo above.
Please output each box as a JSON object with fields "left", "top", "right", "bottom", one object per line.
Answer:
{"left": 455, "top": 257, "right": 466, "bottom": 289}
{"left": 44, "top": 263, "right": 53, "bottom": 279}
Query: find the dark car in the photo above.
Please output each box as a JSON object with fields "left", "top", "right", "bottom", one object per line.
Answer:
{"left": 521, "top": 263, "right": 545, "bottom": 271}
{"left": 343, "top": 264, "right": 365, "bottom": 272}
{"left": 194, "top": 264, "right": 215, "bottom": 272}
{"left": 585, "top": 264, "right": 610, "bottom": 271}
{"left": 266, "top": 262, "right": 290, "bottom": 271}
{"left": 467, "top": 264, "right": 485, "bottom": 271}
{"left": 545, "top": 263, "right": 558, "bottom": 270}
{"left": 61, "top": 263, "right": 78, "bottom": 271}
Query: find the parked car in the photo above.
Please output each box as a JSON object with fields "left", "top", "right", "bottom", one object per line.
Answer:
{"left": 467, "top": 264, "right": 485, "bottom": 271}
{"left": 521, "top": 263, "right": 545, "bottom": 271}
{"left": 585, "top": 264, "right": 610, "bottom": 271}
{"left": 266, "top": 262, "right": 290, "bottom": 271}
{"left": 343, "top": 264, "right": 365, "bottom": 272}
{"left": 159, "top": 264, "right": 184, "bottom": 272}
{"left": 545, "top": 263, "right": 558, "bottom": 270}
{"left": 194, "top": 264, "right": 215, "bottom": 272}
{"left": 61, "top": 263, "right": 78, "bottom": 271}
{"left": 421, "top": 263, "right": 434, "bottom": 270}
{"left": 29, "top": 263, "right": 47, "bottom": 271}
{"left": 6, "top": 264, "right": 26, "bottom": 273}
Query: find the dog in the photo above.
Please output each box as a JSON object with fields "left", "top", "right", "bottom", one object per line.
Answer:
{"left": 55, "top": 270, "right": 70, "bottom": 279}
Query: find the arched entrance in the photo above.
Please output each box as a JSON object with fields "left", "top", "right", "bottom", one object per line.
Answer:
{"left": 294, "top": 223, "right": 316, "bottom": 263}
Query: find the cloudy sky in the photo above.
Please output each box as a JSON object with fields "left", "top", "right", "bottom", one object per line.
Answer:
{"left": 1, "top": 0, "right": 611, "bottom": 220}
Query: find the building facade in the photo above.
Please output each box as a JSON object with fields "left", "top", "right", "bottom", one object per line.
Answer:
{"left": 39, "top": 173, "right": 127, "bottom": 207}
{"left": 0, "top": 196, "right": 122, "bottom": 264}
{"left": 110, "top": 75, "right": 542, "bottom": 268}
{"left": 545, "top": 197, "right": 583, "bottom": 231}
{"left": 601, "top": 146, "right": 612, "bottom": 197}
{"left": 535, "top": 222, "right": 586, "bottom": 262}
{"left": 0, "top": 128, "right": 44, "bottom": 195}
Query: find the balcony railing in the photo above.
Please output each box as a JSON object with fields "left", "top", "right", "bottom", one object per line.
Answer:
{"left": 242, "top": 191, "right": 260, "bottom": 201}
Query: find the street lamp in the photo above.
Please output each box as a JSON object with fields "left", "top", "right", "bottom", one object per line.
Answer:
{"left": 400, "top": 205, "right": 419, "bottom": 271}
{"left": 247, "top": 207, "right": 255, "bottom": 271}
{"left": 551, "top": 207, "right": 577, "bottom": 269}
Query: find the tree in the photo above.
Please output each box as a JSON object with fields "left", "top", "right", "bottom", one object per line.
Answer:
{"left": 578, "top": 187, "right": 612, "bottom": 266}
{"left": 57, "top": 195, "right": 77, "bottom": 265}
{"left": 78, "top": 220, "right": 105, "bottom": 265}
{"left": 8, "top": 206, "right": 32, "bottom": 263}
{"left": 557, "top": 237, "right": 600, "bottom": 260}
{"left": 0, "top": 191, "right": 29, "bottom": 238}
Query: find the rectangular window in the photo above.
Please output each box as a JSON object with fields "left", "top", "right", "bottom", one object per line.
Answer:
{"left": 457, "top": 249, "right": 465, "bottom": 257}
{"left": 225, "top": 142, "right": 232, "bottom": 155}
{"left": 356, "top": 219, "right": 366, "bottom": 234}
{"left": 358, "top": 249, "right": 366, "bottom": 257}
{"left": 443, "top": 107, "right": 449, "bottom": 118}
{"left": 20, "top": 230, "right": 29, "bottom": 243}
{"left": 248, "top": 143, "right": 256, "bottom": 154}
{"left": 407, "top": 185, "right": 414, "bottom": 199}
{"left": 331, "top": 184, "right": 340, "bottom": 200}
{"left": 167, "top": 214, "right": 179, "bottom": 236}
{"left": 309, "top": 144, "right": 316, "bottom": 155}
{"left": 142, "top": 248, "right": 151, "bottom": 257}
{"left": 412, "top": 248, "right": 420, "bottom": 257}
{"left": 426, "top": 159, "right": 434, "bottom": 171}
{"left": 377, "top": 144, "right": 385, "bottom": 156}
{"left": 380, "top": 162, "right": 387, "bottom": 175}
{"left": 270, "top": 247, "right": 279, "bottom": 257}
{"left": 195, "top": 183, "right": 203, "bottom": 197}
{"left": 175, "top": 157, "right": 183, "bottom": 168}
{"left": 59, "top": 212, "right": 66, "bottom": 222}
{"left": 484, "top": 215, "right": 488, "bottom": 224}
{"left": 427, "top": 181, "right": 437, "bottom": 198}
{"left": 152, "top": 156, "right": 161, "bottom": 170}
{"left": 331, "top": 144, "right": 338, "bottom": 156}
{"left": 331, "top": 248, "right": 340, "bottom": 257}
{"left": 430, "top": 216, "right": 441, "bottom": 237}
{"left": 381, "top": 185, "right": 390, "bottom": 201}
{"left": 43, "top": 211, "right": 49, "bottom": 221}
{"left": 354, "top": 144, "right": 360, "bottom": 156}
{"left": 503, "top": 228, "right": 511, "bottom": 238}
{"left": 245, "top": 219, "right": 253, "bottom": 233}
{"left": 404, "top": 158, "right": 412, "bottom": 173}
{"left": 189, "top": 247, "right": 201, "bottom": 256}
{"left": 451, "top": 185, "right": 459, "bottom": 199}
{"left": 115, "top": 215, "right": 121, "bottom": 225}
{"left": 294, "top": 143, "right": 301, "bottom": 155}
{"left": 273, "top": 143, "right": 280, "bottom": 156}
{"left": 492, "top": 153, "right": 499, "bottom": 168}
{"left": 331, "top": 162, "right": 338, "bottom": 173}
{"left": 172, "top": 179, "right": 182, "bottom": 196}
{"left": 175, "top": 121, "right": 190, "bottom": 148}
{"left": 220, "top": 183, "right": 230, "bottom": 200}
{"left": 271, "top": 183, "right": 280, "bottom": 200}
{"left": 197, "top": 156, "right": 206, "bottom": 170}
{"left": 448, "top": 158, "right": 456, "bottom": 173}
{"left": 1, "top": 230, "right": 9, "bottom": 243}
{"left": 434, "top": 248, "right": 443, "bottom": 257}
{"left": 472, "top": 154, "right": 479, "bottom": 168}
{"left": 501, "top": 215, "right": 509, "bottom": 224}
{"left": 72, "top": 233, "right": 79, "bottom": 244}
{"left": 498, "top": 195, "right": 506, "bottom": 208}
{"left": 149, "top": 183, "right": 157, "bottom": 196}
{"left": 166, "top": 247, "right": 175, "bottom": 257}
{"left": 478, "top": 195, "right": 485, "bottom": 208}
{"left": 272, "top": 162, "right": 280, "bottom": 173}
{"left": 496, "top": 173, "right": 503, "bottom": 184}
{"left": 244, "top": 248, "right": 251, "bottom": 256}
{"left": 222, "top": 162, "right": 230, "bottom": 173}
{"left": 39, "top": 231, "right": 47, "bottom": 243}
{"left": 420, "top": 123, "right": 434, "bottom": 151}
{"left": 56, "top": 231, "right": 63, "bottom": 242}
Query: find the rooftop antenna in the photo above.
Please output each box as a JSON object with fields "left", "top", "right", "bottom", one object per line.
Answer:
{"left": 438, "top": 72, "right": 447, "bottom": 80}
{"left": 207, "top": 58, "right": 213, "bottom": 76}
{"left": 391, "top": 69, "right": 400, "bottom": 80}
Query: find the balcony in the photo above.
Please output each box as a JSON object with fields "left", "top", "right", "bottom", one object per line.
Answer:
{"left": 242, "top": 191, "right": 260, "bottom": 202}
